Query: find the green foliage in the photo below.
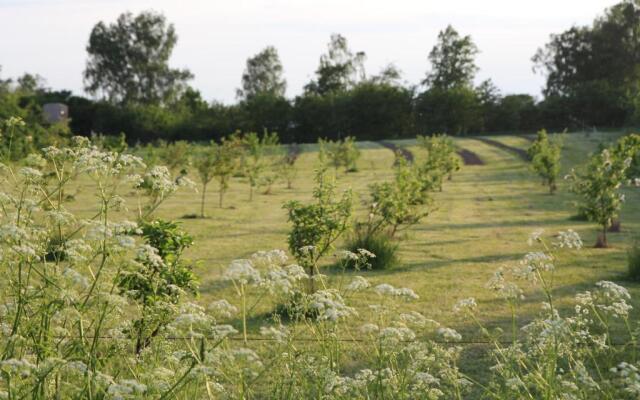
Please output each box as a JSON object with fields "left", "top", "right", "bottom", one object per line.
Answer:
{"left": 118, "top": 219, "right": 197, "bottom": 353}
{"left": 368, "top": 155, "right": 430, "bottom": 237}
{"left": 161, "top": 140, "right": 192, "bottom": 173}
{"left": 84, "top": 11, "right": 193, "bottom": 105}
{"left": 568, "top": 140, "right": 634, "bottom": 247}
{"left": 283, "top": 169, "right": 352, "bottom": 277}
{"left": 193, "top": 136, "right": 243, "bottom": 216}
{"left": 416, "top": 134, "right": 461, "bottom": 192}
{"left": 424, "top": 25, "right": 479, "bottom": 90}
{"left": 305, "top": 34, "right": 366, "bottom": 95}
{"left": 533, "top": 1, "right": 640, "bottom": 126}
{"left": 240, "top": 131, "right": 280, "bottom": 200}
{"left": 318, "top": 136, "right": 360, "bottom": 172}
{"left": 277, "top": 150, "right": 298, "bottom": 189}
{"left": 91, "top": 131, "right": 127, "bottom": 152}
{"left": 345, "top": 228, "right": 399, "bottom": 270}
{"left": 528, "top": 129, "right": 563, "bottom": 194}
{"left": 415, "top": 86, "right": 482, "bottom": 135}
{"left": 0, "top": 116, "right": 71, "bottom": 162}
{"left": 610, "top": 133, "right": 640, "bottom": 179}
{"left": 628, "top": 241, "right": 640, "bottom": 281}
{"left": 237, "top": 46, "right": 286, "bottom": 100}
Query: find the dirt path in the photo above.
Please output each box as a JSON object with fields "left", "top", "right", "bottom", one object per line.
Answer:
{"left": 457, "top": 149, "right": 484, "bottom": 165}
{"left": 287, "top": 143, "right": 301, "bottom": 160}
{"left": 378, "top": 141, "right": 414, "bottom": 162}
{"left": 378, "top": 140, "right": 484, "bottom": 166}
{"left": 470, "top": 137, "right": 529, "bottom": 161}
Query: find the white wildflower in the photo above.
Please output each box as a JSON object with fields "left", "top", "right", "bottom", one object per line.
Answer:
{"left": 208, "top": 299, "right": 238, "bottom": 319}
{"left": 554, "top": 229, "right": 583, "bottom": 249}
{"left": 437, "top": 327, "right": 462, "bottom": 342}
{"left": 453, "top": 298, "right": 477, "bottom": 314}
{"left": 345, "top": 276, "right": 370, "bottom": 291}
{"left": 359, "top": 323, "right": 379, "bottom": 334}
{"left": 223, "top": 259, "right": 261, "bottom": 285}
{"left": 309, "top": 289, "right": 357, "bottom": 322}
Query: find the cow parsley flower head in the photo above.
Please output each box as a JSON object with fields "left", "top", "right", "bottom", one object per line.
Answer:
{"left": 136, "top": 245, "right": 165, "bottom": 269}
{"left": 224, "top": 259, "right": 261, "bottom": 285}
{"left": 373, "top": 283, "right": 419, "bottom": 300}
{"left": 453, "top": 298, "right": 477, "bottom": 314}
{"left": 437, "top": 327, "right": 462, "bottom": 342}
{"left": 251, "top": 249, "right": 288, "bottom": 268}
{"left": 357, "top": 248, "right": 376, "bottom": 259}
{"left": 260, "top": 325, "right": 289, "bottom": 342}
{"left": 208, "top": 299, "right": 238, "bottom": 319}
{"left": 336, "top": 250, "right": 359, "bottom": 261}
{"left": 345, "top": 276, "right": 370, "bottom": 291}
{"left": 359, "top": 323, "right": 379, "bottom": 334}
{"left": 379, "top": 326, "right": 416, "bottom": 344}
{"left": 554, "top": 229, "right": 583, "bottom": 249}
{"left": 309, "top": 289, "right": 357, "bottom": 322}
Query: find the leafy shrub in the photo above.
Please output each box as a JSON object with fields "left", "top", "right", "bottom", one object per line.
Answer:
{"left": 318, "top": 136, "right": 361, "bottom": 172}
{"left": 567, "top": 143, "right": 634, "bottom": 247}
{"left": 628, "top": 241, "right": 640, "bottom": 281}
{"left": 368, "top": 155, "right": 430, "bottom": 236}
{"left": 416, "top": 133, "right": 461, "bottom": 192}
{"left": 240, "top": 130, "right": 280, "bottom": 200}
{"left": 283, "top": 169, "right": 352, "bottom": 286}
{"left": 345, "top": 227, "right": 398, "bottom": 270}
{"left": 528, "top": 129, "right": 562, "bottom": 194}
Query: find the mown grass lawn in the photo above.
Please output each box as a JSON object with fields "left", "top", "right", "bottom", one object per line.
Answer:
{"left": 72, "top": 130, "right": 640, "bottom": 380}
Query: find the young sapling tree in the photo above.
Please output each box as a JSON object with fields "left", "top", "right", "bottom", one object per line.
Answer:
{"left": 528, "top": 129, "right": 562, "bottom": 194}
{"left": 567, "top": 146, "right": 634, "bottom": 247}
{"left": 283, "top": 168, "right": 352, "bottom": 290}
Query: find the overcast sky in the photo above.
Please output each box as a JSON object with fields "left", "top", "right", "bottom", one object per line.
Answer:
{"left": 0, "top": 0, "right": 620, "bottom": 103}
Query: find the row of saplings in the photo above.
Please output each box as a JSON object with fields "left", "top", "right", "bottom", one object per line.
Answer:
{"left": 137, "top": 133, "right": 363, "bottom": 219}
{"left": 527, "top": 130, "right": 640, "bottom": 278}
{"left": 284, "top": 134, "right": 461, "bottom": 275}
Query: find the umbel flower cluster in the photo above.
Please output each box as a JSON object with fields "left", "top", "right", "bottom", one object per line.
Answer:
{"left": 0, "top": 139, "right": 638, "bottom": 399}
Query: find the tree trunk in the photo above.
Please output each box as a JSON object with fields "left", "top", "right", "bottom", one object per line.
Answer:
{"left": 200, "top": 182, "right": 207, "bottom": 218}
{"left": 596, "top": 225, "right": 608, "bottom": 248}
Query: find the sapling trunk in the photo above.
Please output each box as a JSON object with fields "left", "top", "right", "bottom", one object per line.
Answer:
{"left": 200, "top": 182, "right": 207, "bottom": 218}
{"left": 596, "top": 225, "right": 609, "bottom": 248}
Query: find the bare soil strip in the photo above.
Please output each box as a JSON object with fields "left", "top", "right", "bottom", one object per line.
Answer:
{"left": 288, "top": 143, "right": 302, "bottom": 160}
{"left": 457, "top": 149, "right": 484, "bottom": 165}
{"left": 378, "top": 141, "right": 414, "bottom": 162}
{"left": 471, "top": 137, "right": 530, "bottom": 161}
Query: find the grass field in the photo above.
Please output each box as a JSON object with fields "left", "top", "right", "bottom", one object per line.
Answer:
{"left": 72, "top": 130, "right": 640, "bottom": 378}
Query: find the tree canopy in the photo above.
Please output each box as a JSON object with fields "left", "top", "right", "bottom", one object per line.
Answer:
{"left": 84, "top": 11, "right": 193, "bottom": 105}
{"left": 424, "top": 25, "right": 479, "bottom": 90}
{"left": 305, "top": 34, "right": 366, "bottom": 95}
{"left": 237, "top": 46, "right": 286, "bottom": 100}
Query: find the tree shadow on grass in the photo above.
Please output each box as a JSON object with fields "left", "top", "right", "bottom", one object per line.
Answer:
{"left": 414, "top": 216, "right": 571, "bottom": 232}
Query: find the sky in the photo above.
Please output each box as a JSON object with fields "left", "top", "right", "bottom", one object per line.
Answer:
{"left": 0, "top": 0, "right": 621, "bottom": 104}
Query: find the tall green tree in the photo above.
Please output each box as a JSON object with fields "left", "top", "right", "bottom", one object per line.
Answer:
{"left": 305, "top": 34, "right": 366, "bottom": 95}
{"left": 83, "top": 11, "right": 193, "bottom": 105}
{"left": 237, "top": 46, "right": 286, "bottom": 100}
{"left": 424, "top": 25, "right": 479, "bottom": 90}
{"left": 533, "top": 1, "right": 640, "bottom": 126}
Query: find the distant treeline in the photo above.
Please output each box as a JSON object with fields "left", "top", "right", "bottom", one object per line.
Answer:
{"left": 2, "top": 0, "right": 639, "bottom": 144}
